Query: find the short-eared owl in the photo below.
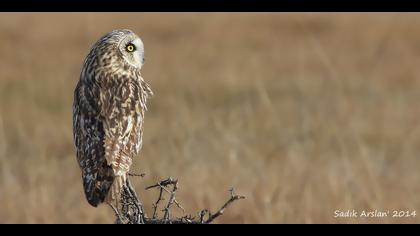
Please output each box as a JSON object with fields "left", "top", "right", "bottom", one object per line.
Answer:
{"left": 73, "top": 29, "right": 153, "bottom": 207}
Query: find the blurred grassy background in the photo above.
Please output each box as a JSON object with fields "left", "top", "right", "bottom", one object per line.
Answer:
{"left": 1, "top": 13, "right": 420, "bottom": 223}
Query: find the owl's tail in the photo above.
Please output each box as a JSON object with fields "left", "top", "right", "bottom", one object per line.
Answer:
{"left": 83, "top": 166, "right": 115, "bottom": 207}
{"left": 105, "top": 174, "right": 127, "bottom": 206}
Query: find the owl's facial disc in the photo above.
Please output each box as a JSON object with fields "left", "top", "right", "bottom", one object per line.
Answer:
{"left": 119, "top": 36, "right": 145, "bottom": 70}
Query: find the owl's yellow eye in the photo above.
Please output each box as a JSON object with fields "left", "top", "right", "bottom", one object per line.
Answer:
{"left": 126, "top": 43, "right": 135, "bottom": 52}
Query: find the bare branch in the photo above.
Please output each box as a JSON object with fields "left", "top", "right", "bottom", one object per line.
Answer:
{"left": 151, "top": 187, "right": 164, "bottom": 218}
{"left": 173, "top": 199, "right": 185, "bottom": 213}
{"left": 145, "top": 177, "right": 185, "bottom": 220}
{"left": 128, "top": 172, "right": 146, "bottom": 177}
{"left": 205, "top": 188, "right": 245, "bottom": 224}
{"left": 110, "top": 176, "right": 244, "bottom": 224}
{"left": 107, "top": 203, "right": 124, "bottom": 224}
{"left": 163, "top": 179, "right": 178, "bottom": 220}
{"left": 145, "top": 177, "right": 177, "bottom": 190}
{"left": 199, "top": 210, "right": 208, "bottom": 223}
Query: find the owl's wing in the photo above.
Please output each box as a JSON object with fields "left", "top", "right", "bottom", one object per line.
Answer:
{"left": 99, "top": 77, "right": 141, "bottom": 177}
{"left": 73, "top": 80, "right": 114, "bottom": 207}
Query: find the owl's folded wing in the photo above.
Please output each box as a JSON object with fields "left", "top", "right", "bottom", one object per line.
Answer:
{"left": 99, "top": 77, "right": 138, "bottom": 177}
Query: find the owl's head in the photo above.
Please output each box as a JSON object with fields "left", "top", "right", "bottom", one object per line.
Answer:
{"left": 92, "top": 29, "right": 145, "bottom": 70}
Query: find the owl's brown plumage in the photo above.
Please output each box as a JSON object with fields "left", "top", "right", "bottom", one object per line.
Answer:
{"left": 73, "top": 29, "right": 153, "bottom": 207}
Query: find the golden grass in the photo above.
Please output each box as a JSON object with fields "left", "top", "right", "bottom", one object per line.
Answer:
{"left": 1, "top": 13, "right": 420, "bottom": 223}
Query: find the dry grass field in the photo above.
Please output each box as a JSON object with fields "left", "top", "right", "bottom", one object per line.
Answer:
{"left": 1, "top": 13, "right": 420, "bottom": 223}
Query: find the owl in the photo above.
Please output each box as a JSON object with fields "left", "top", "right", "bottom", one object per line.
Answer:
{"left": 73, "top": 29, "right": 153, "bottom": 208}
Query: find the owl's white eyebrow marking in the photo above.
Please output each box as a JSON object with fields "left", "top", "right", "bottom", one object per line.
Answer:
{"left": 131, "top": 38, "right": 144, "bottom": 52}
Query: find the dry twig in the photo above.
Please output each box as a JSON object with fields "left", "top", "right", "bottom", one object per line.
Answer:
{"left": 205, "top": 188, "right": 245, "bottom": 223}
{"left": 109, "top": 175, "right": 244, "bottom": 224}
{"left": 128, "top": 172, "right": 146, "bottom": 177}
